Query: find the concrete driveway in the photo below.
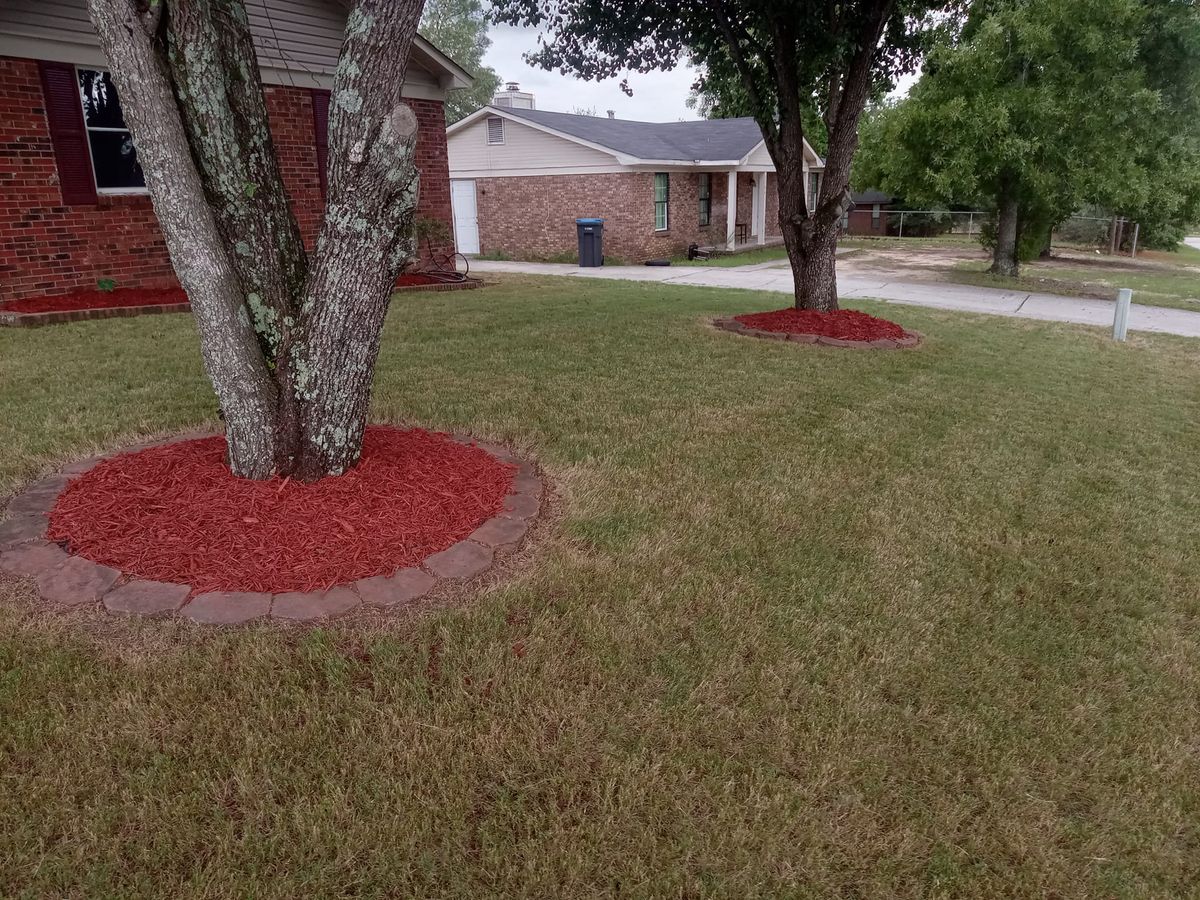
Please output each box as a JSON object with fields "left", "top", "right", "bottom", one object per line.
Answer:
{"left": 469, "top": 257, "right": 1200, "bottom": 339}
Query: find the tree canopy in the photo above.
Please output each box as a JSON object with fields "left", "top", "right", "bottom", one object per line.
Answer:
{"left": 420, "top": 0, "right": 501, "bottom": 123}
{"left": 856, "top": 0, "right": 1200, "bottom": 268}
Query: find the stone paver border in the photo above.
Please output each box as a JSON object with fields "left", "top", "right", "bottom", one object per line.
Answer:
{"left": 1, "top": 281, "right": 483, "bottom": 329}
{"left": 0, "top": 430, "right": 543, "bottom": 626}
{"left": 712, "top": 316, "right": 923, "bottom": 349}
{"left": 0, "top": 302, "right": 193, "bottom": 329}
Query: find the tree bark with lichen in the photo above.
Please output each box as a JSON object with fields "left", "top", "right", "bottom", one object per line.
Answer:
{"left": 86, "top": 0, "right": 424, "bottom": 480}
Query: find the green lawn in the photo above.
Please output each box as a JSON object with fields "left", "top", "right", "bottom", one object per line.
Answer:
{"left": 674, "top": 245, "right": 790, "bottom": 267}
{"left": 951, "top": 254, "right": 1200, "bottom": 311}
{"left": 3, "top": 276, "right": 1200, "bottom": 896}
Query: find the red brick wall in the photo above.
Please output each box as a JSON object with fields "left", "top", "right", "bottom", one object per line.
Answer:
{"left": 0, "top": 55, "right": 454, "bottom": 301}
{"left": 472, "top": 170, "right": 785, "bottom": 262}
{"left": 847, "top": 205, "right": 889, "bottom": 235}
{"left": 472, "top": 171, "right": 722, "bottom": 262}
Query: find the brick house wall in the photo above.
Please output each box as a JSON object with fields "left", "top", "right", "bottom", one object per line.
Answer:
{"left": 473, "top": 169, "right": 783, "bottom": 262}
{"left": 0, "top": 55, "right": 454, "bottom": 301}
{"left": 847, "top": 204, "right": 891, "bottom": 236}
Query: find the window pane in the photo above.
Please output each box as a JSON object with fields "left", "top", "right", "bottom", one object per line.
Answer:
{"left": 88, "top": 130, "right": 145, "bottom": 189}
{"left": 698, "top": 173, "right": 710, "bottom": 200}
{"left": 78, "top": 69, "right": 128, "bottom": 130}
{"left": 654, "top": 173, "right": 669, "bottom": 202}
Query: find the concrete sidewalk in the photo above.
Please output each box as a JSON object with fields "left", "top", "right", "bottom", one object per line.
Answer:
{"left": 469, "top": 258, "right": 1200, "bottom": 339}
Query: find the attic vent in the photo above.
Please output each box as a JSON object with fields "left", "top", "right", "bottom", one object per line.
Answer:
{"left": 486, "top": 116, "right": 504, "bottom": 145}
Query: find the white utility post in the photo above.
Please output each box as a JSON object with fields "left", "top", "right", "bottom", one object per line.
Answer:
{"left": 1131, "top": 223, "right": 1140, "bottom": 258}
{"left": 1113, "top": 288, "right": 1133, "bottom": 341}
{"left": 726, "top": 170, "right": 738, "bottom": 250}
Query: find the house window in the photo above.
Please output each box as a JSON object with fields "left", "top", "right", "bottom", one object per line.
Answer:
{"left": 654, "top": 172, "right": 669, "bottom": 230}
{"left": 77, "top": 68, "right": 145, "bottom": 192}
{"left": 486, "top": 116, "right": 505, "bottom": 145}
{"left": 808, "top": 172, "right": 820, "bottom": 212}
{"left": 698, "top": 173, "right": 711, "bottom": 226}
{"left": 872, "top": 204, "right": 881, "bottom": 222}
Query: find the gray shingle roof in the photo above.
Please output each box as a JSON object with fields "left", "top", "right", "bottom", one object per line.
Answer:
{"left": 851, "top": 190, "right": 896, "bottom": 205}
{"left": 495, "top": 106, "right": 766, "bottom": 162}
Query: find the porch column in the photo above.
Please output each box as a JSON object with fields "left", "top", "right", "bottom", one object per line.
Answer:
{"left": 726, "top": 170, "right": 738, "bottom": 250}
{"left": 755, "top": 173, "right": 767, "bottom": 245}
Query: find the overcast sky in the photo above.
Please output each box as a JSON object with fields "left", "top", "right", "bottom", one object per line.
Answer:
{"left": 481, "top": 24, "right": 702, "bottom": 121}
{"left": 482, "top": 25, "right": 919, "bottom": 122}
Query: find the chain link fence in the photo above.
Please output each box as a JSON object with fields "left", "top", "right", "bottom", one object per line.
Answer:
{"left": 845, "top": 209, "right": 1142, "bottom": 256}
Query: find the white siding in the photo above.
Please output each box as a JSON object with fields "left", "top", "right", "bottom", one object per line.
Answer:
{"left": 448, "top": 115, "right": 622, "bottom": 177}
{"left": 744, "top": 142, "right": 774, "bottom": 167}
{"left": 0, "top": 0, "right": 444, "bottom": 93}
{"left": 742, "top": 139, "right": 822, "bottom": 170}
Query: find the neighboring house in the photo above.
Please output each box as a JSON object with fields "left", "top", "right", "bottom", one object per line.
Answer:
{"left": 844, "top": 190, "right": 897, "bottom": 236}
{"left": 0, "top": 0, "right": 471, "bottom": 301}
{"left": 446, "top": 103, "right": 825, "bottom": 262}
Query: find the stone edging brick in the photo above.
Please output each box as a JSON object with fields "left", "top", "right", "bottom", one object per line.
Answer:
{"left": 1, "top": 280, "right": 484, "bottom": 328}
{"left": 711, "top": 316, "right": 923, "bottom": 350}
{"left": 393, "top": 279, "right": 482, "bottom": 294}
{"left": 0, "top": 431, "right": 543, "bottom": 626}
{"left": 0, "top": 303, "right": 193, "bottom": 329}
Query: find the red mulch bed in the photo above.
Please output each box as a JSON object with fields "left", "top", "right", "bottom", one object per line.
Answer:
{"left": 2, "top": 287, "right": 188, "bottom": 315}
{"left": 733, "top": 308, "right": 911, "bottom": 342}
{"left": 396, "top": 273, "right": 442, "bottom": 287}
{"left": 48, "top": 427, "right": 516, "bottom": 594}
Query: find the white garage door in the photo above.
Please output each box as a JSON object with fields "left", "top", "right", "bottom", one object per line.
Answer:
{"left": 450, "top": 179, "right": 479, "bottom": 255}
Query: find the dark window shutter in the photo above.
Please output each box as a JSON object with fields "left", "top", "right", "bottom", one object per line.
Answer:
{"left": 311, "top": 89, "right": 330, "bottom": 197}
{"left": 38, "top": 60, "right": 98, "bottom": 206}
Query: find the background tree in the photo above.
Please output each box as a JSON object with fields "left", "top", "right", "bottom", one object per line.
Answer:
{"left": 490, "top": 0, "right": 960, "bottom": 311}
{"left": 855, "top": 0, "right": 1194, "bottom": 275}
{"left": 88, "top": 0, "right": 426, "bottom": 480}
{"left": 420, "top": 0, "right": 501, "bottom": 123}
{"left": 1094, "top": 0, "right": 1200, "bottom": 248}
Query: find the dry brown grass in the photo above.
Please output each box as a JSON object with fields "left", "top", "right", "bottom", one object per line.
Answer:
{"left": 1, "top": 275, "right": 1199, "bottom": 897}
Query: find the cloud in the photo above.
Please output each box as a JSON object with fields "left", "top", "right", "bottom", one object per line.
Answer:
{"left": 482, "top": 24, "right": 700, "bottom": 121}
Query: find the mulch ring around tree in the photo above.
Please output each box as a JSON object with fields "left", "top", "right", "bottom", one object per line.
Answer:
{"left": 0, "top": 427, "right": 545, "bottom": 626}
{"left": 1, "top": 276, "right": 481, "bottom": 328}
{"left": 713, "top": 308, "right": 922, "bottom": 349}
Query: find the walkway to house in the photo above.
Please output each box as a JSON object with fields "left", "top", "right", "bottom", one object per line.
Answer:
{"left": 469, "top": 258, "right": 1200, "bottom": 338}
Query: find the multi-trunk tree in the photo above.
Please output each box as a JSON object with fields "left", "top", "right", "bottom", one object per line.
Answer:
{"left": 490, "top": 0, "right": 960, "bottom": 311}
{"left": 87, "top": 0, "right": 426, "bottom": 481}
{"left": 856, "top": 0, "right": 1198, "bottom": 275}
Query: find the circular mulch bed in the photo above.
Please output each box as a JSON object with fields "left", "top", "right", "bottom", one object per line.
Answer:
{"left": 0, "top": 427, "right": 544, "bottom": 625}
{"left": 713, "top": 308, "right": 921, "bottom": 349}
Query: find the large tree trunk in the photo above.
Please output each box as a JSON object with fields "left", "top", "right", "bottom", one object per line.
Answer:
{"left": 990, "top": 180, "right": 1021, "bottom": 277}
{"left": 87, "top": 0, "right": 280, "bottom": 478}
{"left": 290, "top": 2, "right": 424, "bottom": 480}
{"left": 164, "top": 0, "right": 310, "bottom": 471}
{"left": 87, "top": 0, "right": 425, "bottom": 481}
{"left": 776, "top": 151, "right": 840, "bottom": 311}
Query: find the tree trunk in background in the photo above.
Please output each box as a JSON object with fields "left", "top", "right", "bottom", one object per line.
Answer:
{"left": 990, "top": 180, "right": 1021, "bottom": 277}
{"left": 1038, "top": 225, "right": 1053, "bottom": 259}
{"left": 775, "top": 118, "right": 840, "bottom": 312}
{"left": 761, "top": 10, "right": 884, "bottom": 312}
{"left": 88, "top": 0, "right": 424, "bottom": 481}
